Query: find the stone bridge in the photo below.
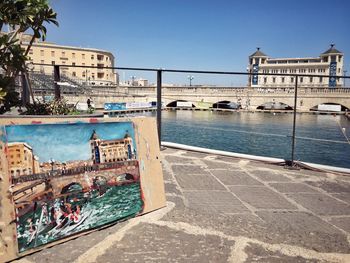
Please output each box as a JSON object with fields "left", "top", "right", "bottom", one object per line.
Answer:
{"left": 63, "top": 86, "right": 350, "bottom": 111}
{"left": 13, "top": 161, "right": 140, "bottom": 201}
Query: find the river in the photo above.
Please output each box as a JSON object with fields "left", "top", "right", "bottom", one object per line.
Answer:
{"left": 157, "top": 111, "right": 350, "bottom": 169}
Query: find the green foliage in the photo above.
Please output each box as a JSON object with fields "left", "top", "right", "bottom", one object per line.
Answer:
{"left": 0, "top": 75, "right": 20, "bottom": 114}
{"left": 23, "top": 99, "right": 76, "bottom": 115}
{"left": 0, "top": 0, "right": 58, "bottom": 113}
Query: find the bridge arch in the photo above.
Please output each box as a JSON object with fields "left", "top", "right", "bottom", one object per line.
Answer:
{"left": 166, "top": 100, "right": 195, "bottom": 108}
{"left": 61, "top": 182, "right": 83, "bottom": 194}
{"left": 256, "top": 101, "right": 293, "bottom": 110}
{"left": 212, "top": 100, "right": 241, "bottom": 109}
{"left": 309, "top": 102, "right": 349, "bottom": 111}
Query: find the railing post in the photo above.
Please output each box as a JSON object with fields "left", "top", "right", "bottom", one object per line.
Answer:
{"left": 54, "top": 65, "right": 61, "bottom": 100}
{"left": 21, "top": 72, "right": 30, "bottom": 106}
{"left": 290, "top": 75, "right": 298, "bottom": 168}
{"left": 157, "top": 69, "right": 162, "bottom": 147}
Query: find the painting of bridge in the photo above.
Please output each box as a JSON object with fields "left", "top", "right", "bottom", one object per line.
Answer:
{"left": 2, "top": 121, "right": 144, "bottom": 252}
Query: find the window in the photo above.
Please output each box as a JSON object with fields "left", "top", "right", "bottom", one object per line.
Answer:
{"left": 91, "top": 55, "right": 95, "bottom": 60}
{"left": 331, "top": 56, "right": 336, "bottom": 62}
{"left": 72, "top": 52, "right": 76, "bottom": 59}
{"left": 323, "top": 57, "right": 328, "bottom": 63}
{"left": 51, "top": 51, "right": 55, "bottom": 57}
{"left": 72, "top": 72, "right": 76, "bottom": 77}
{"left": 281, "top": 77, "right": 285, "bottom": 83}
{"left": 309, "top": 77, "right": 313, "bottom": 83}
{"left": 319, "top": 77, "right": 323, "bottom": 83}
{"left": 300, "top": 77, "right": 303, "bottom": 83}
{"left": 51, "top": 61, "right": 55, "bottom": 65}
{"left": 40, "top": 50, "right": 44, "bottom": 56}
{"left": 291, "top": 77, "right": 294, "bottom": 83}
{"left": 272, "top": 77, "right": 276, "bottom": 83}
{"left": 72, "top": 62, "right": 76, "bottom": 66}
{"left": 62, "top": 51, "right": 65, "bottom": 57}
{"left": 82, "top": 53, "right": 85, "bottom": 59}
{"left": 338, "top": 56, "right": 342, "bottom": 62}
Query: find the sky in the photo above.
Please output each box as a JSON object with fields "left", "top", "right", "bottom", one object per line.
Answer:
{"left": 44, "top": 0, "right": 350, "bottom": 86}
{"left": 4, "top": 122, "right": 136, "bottom": 162}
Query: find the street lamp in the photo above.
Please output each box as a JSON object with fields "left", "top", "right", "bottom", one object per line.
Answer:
{"left": 187, "top": 75, "right": 194, "bottom": 86}
{"left": 131, "top": 76, "right": 136, "bottom": 86}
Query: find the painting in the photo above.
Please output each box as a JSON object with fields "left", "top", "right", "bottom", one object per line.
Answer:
{"left": 1, "top": 121, "right": 144, "bottom": 252}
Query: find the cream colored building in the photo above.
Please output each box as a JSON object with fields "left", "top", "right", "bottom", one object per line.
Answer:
{"left": 19, "top": 34, "right": 116, "bottom": 85}
{"left": 248, "top": 45, "right": 344, "bottom": 88}
{"left": 7, "top": 142, "right": 40, "bottom": 177}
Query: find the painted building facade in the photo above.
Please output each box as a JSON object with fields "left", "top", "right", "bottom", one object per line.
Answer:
{"left": 248, "top": 45, "right": 344, "bottom": 88}
{"left": 7, "top": 142, "right": 40, "bottom": 177}
{"left": 90, "top": 130, "right": 134, "bottom": 164}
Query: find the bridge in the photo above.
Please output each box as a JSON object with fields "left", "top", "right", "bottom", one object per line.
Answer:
{"left": 12, "top": 160, "right": 140, "bottom": 208}
{"left": 62, "top": 86, "right": 350, "bottom": 111}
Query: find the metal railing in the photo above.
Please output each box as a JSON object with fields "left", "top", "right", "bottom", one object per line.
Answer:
{"left": 23, "top": 63, "right": 350, "bottom": 168}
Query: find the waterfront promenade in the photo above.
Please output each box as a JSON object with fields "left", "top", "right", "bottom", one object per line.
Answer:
{"left": 15, "top": 147, "right": 350, "bottom": 263}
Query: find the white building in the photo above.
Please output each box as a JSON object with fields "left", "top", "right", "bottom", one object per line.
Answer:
{"left": 248, "top": 45, "right": 344, "bottom": 88}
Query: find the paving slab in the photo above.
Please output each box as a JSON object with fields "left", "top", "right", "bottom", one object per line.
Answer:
{"left": 164, "top": 182, "right": 182, "bottom": 195}
{"left": 201, "top": 159, "right": 235, "bottom": 170}
{"left": 256, "top": 211, "right": 350, "bottom": 253}
{"left": 244, "top": 243, "right": 321, "bottom": 263}
{"left": 164, "top": 155, "right": 196, "bottom": 164}
{"left": 328, "top": 217, "right": 350, "bottom": 233}
{"left": 249, "top": 169, "right": 291, "bottom": 182}
{"left": 305, "top": 180, "right": 350, "bottom": 193}
{"left": 211, "top": 169, "right": 263, "bottom": 186}
{"left": 331, "top": 193, "right": 350, "bottom": 204}
{"left": 229, "top": 186, "right": 297, "bottom": 209}
{"left": 184, "top": 191, "right": 249, "bottom": 214}
{"left": 175, "top": 173, "right": 225, "bottom": 190}
{"left": 287, "top": 193, "right": 350, "bottom": 216}
{"left": 269, "top": 182, "right": 319, "bottom": 193}
{"left": 96, "top": 223, "right": 235, "bottom": 263}
{"left": 171, "top": 164, "right": 209, "bottom": 175}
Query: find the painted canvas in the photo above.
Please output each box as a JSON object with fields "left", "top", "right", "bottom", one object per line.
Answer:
{"left": 2, "top": 122, "right": 144, "bottom": 252}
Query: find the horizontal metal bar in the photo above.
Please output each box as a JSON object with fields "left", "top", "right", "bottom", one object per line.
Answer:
{"left": 30, "top": 63, "right": 350, "bottom": 79}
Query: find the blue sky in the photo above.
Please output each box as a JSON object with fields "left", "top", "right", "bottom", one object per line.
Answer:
{"left": 45, "top": 0, "right": 350, "bottom": 85}
{"left": 4, "top": 122, "right": 135, "bottom": 162}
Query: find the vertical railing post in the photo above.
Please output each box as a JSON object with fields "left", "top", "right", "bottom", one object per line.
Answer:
{"left": 54, "top": 65, "right": 61, "bottom": 100}
{"left": 290, "top": 75, "right": 298, "bottom": 167}
{"left": 21, "top": 72, "right": 30, "bottom": 106}
{"left": 157, "top": 69, "right": 162, "bottom": 147}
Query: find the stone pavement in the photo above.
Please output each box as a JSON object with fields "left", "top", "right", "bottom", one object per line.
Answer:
{"left": 15, "top": 147, "right": 350, "bottom": 263}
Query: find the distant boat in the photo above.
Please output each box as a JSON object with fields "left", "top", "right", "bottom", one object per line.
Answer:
{"left": 212, "top": 101, "right": 241, "bottom": 109}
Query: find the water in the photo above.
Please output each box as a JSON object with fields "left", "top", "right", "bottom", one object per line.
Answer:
{"left": 158, "top": 111, "right": 350, "bottom": 168}
{"left": 17, "top": 183, "right": 143, "bottom": 252}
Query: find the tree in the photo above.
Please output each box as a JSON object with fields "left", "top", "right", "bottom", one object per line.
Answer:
{"left": 0, "top": 0, "right": 58, "bottom": 113}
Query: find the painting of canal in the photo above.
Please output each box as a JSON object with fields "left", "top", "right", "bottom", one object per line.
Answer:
{"left": 2, "top": 122, "right": 144, "bottom": 252}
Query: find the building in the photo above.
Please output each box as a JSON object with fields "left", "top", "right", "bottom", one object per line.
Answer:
{"left": 90, "top": 130, "right": 134, "bottom": 164}
{"left": 7, "top": 142, "right": 40, "bottom": 177}
{"left": 19, "top": 34, "right": 116, "bottom": 85}
{"left": 248, "top": 45, "right": 344, "bottom": 88}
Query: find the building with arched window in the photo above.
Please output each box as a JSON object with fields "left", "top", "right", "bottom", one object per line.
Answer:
{"left": 248, "top": 45, "right": 344, "bottom": 88}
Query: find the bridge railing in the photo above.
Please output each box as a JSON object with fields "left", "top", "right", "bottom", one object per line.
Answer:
{"left": 20, "top": 63, "right": 350, "bottom": 169}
